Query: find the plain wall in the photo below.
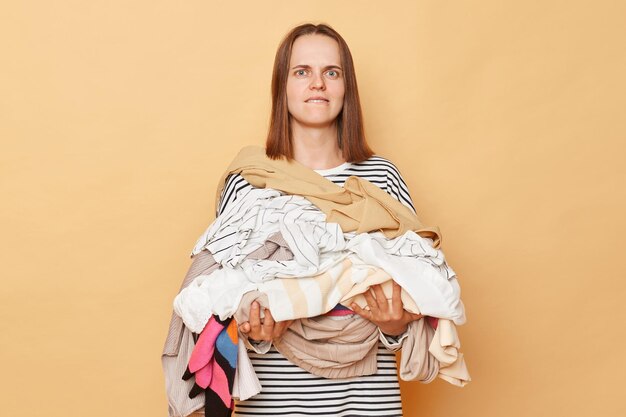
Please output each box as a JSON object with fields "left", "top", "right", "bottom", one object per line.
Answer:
{"left": 1, "top": 1, "right": 625, "bottom": 416}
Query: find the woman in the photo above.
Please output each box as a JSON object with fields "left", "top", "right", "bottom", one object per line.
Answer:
{"left": 217, "top": 23, "right": 423, "bottom": 417}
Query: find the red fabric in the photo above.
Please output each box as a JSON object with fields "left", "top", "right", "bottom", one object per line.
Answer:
{"left": 426, "top": 316, "right": 438, "bottom": 330}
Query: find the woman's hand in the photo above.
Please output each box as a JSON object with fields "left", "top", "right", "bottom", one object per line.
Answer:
{"left": 238, "top": 301, "right": 293, "bottom": 342}
{"left": 351, "top": 281, "right": 423, "bottom": 336}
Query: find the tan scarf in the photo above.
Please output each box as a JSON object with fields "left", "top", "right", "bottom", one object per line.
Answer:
{"left": 215, "top": 146, "right": 441, "bottom": 245}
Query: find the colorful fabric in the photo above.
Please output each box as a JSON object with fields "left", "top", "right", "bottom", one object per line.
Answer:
{"left": 324, "top": 304, "right": 354, "bottom": 316}
{"left": 183, "top": 316, "right": 239, "bottom": 417}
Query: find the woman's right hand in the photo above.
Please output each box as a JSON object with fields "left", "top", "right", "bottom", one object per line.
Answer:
{"left": 238, "top": 301, "right": 293, "bottom": 342}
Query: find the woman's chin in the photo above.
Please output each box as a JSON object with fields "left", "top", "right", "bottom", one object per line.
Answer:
{"left": 292, "top": 117, "right": 339, "bottom": 129}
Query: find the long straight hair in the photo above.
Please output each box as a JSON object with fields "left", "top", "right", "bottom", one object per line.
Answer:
{"left": 265, "top": 23, "right": 374, "bottom": 162}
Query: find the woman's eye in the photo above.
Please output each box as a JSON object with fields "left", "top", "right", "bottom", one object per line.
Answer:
{"left": 295, "top": 70, "right": 307, "bottom": 76}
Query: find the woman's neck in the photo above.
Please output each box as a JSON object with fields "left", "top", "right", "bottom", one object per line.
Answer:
{"left": 291, "top": 122, "right": 345, "bottom": 170}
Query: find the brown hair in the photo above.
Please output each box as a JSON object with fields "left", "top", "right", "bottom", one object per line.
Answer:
{"left": 265, "top": 23, "right": 374, "bottom": 162}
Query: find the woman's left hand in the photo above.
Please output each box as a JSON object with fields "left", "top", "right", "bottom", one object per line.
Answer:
{"left": 351, "top": 281, "right": 423, "bottom": 336}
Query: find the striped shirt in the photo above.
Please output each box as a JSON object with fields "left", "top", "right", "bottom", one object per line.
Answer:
{"left": 216, "top": 155, "right": 416, "bottom": 417}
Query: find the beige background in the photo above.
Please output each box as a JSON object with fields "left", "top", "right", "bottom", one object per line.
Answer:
{"left": 2, "top": 1, "right": 625, "bottom": 416}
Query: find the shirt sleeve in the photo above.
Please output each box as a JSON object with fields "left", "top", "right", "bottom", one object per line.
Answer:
{"left": 384, "top": 161, "right": 417, "bottom": 214}
{"left": 216, "top": 173, "right": 254, "bottom": 217}
{"left": 378, "top": 328, "right": 409, "bottom": 352}
{"left": 243, "top": 337, "right": 272, "bottom": 354}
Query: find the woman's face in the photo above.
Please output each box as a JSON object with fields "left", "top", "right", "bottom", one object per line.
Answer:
{"left": 286, "top": 34, "right": 345, "bottom": 129}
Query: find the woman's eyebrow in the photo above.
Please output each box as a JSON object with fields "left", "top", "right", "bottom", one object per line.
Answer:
{"left": 290, "top": 64, "right": 343, "bottom": 70}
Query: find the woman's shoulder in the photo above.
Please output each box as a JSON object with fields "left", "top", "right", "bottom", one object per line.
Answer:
{"left": 350, "top": 154, "right": 416, "bottom": 212}
{"left": 352, "top": 154, "right": 407, "bottom": 180}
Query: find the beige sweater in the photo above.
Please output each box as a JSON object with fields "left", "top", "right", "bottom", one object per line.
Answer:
{"left": 214, "top": 145, "right": 442, "bottom": 245}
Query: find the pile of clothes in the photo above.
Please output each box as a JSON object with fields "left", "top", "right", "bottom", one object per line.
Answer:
{"left": 162, "top": 146, "right": 471, "bottom": 417}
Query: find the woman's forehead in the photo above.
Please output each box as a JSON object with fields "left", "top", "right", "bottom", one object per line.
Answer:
{"left": 289, "top": 34, "right": 342, "bottom": 67}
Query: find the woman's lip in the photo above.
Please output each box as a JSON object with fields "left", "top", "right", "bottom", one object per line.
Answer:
{"left": 305, "top": 99, "right": 329, "bottom": 103}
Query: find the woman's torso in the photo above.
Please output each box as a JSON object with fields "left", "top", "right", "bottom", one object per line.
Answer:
{"left": 216, "top": 155, "right": 416, "bottom": 417}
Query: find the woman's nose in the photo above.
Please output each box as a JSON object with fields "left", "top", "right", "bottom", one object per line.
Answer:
{"left": 309, "top": 72, "right": 325, "bottom": 90}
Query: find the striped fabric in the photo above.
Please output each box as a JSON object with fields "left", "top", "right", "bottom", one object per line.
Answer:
{"left": 237, "top": 347, "right": 404, "bottom": 417}
{"left": 215, "top": 155, "right": 416, "bottom": 417}
{"left": 217, "top": 156, "right": 417, "bottom": 218}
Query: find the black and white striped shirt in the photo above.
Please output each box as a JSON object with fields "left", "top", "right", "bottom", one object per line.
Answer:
{"left": 216, "top": 155, "right": 416, "bottom": 417}
{"left": 217, "top": 156, "right": 416, "bottom": 219}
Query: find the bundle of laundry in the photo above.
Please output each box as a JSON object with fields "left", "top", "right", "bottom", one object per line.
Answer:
{"left": 163, "top": 238, "right": 469, "bottom": 417}
{"left": 175, "top": 188, "right": 465, "bottom": 329}
{"left": 162, "top": 146, "right": 470, "bottom": 417}
{"left": 168, "top": 188, "right": 468, "bottom": 412}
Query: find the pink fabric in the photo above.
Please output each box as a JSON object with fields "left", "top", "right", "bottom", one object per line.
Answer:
{"left": 323, "top": 309, "right": 354, "bottom": 317}
{"left": 427, "top": 316, "right": 439, "bottom": 330}
{"left": 193, "top": 358, "right": 213, "bottom": 387}
{"left": 188, "top": 316, "right": 222, "bottom": 373}
{"left": 208, "top": 355, "right": 232, "bottom": 408}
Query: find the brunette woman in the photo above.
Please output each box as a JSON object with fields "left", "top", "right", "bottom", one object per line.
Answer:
{"left": 217, "top": 23, "right": 423, "bottom": 417}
